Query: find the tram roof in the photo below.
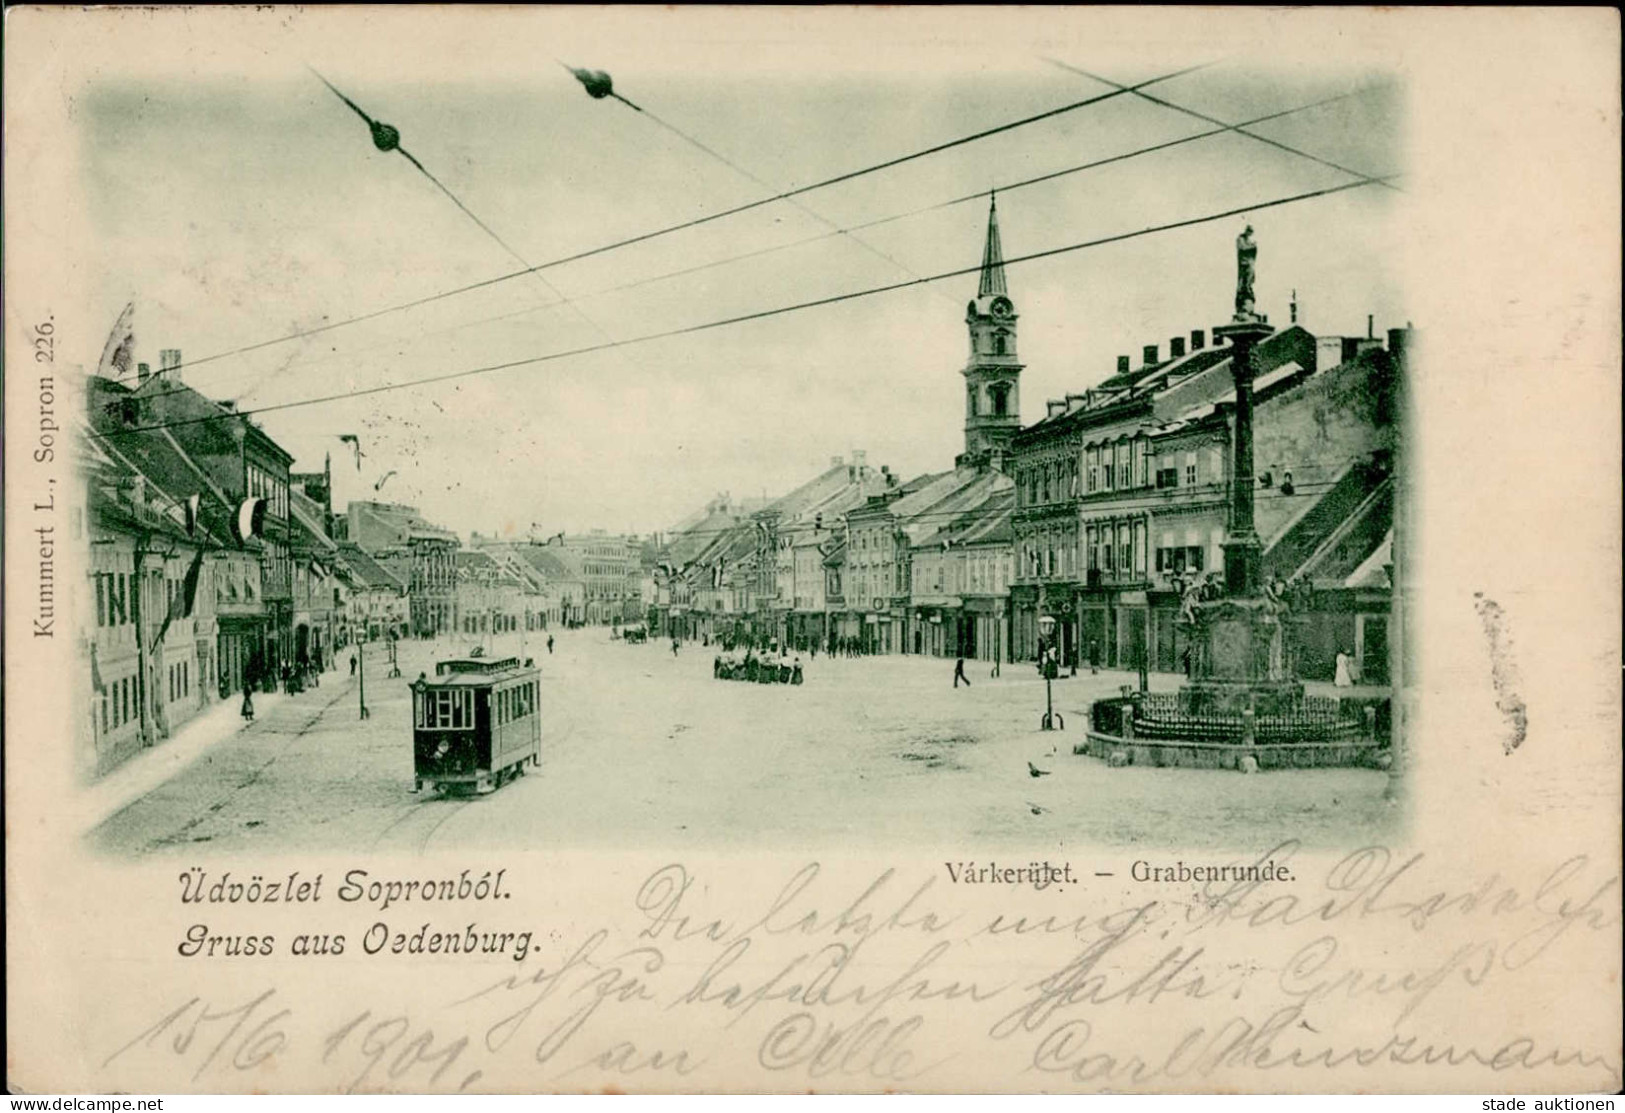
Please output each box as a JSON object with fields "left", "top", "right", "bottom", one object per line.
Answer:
{"left": 419, "top": 657, "right": 538, "bottom": 686}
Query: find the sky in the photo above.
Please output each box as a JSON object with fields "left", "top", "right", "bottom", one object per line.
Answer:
{"left": 78, "top": 10, "right": 1403, "bottom": 539}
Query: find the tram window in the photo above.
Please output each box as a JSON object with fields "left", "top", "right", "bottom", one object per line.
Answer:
{"left": 423, "top": 689, "right": 474, "bottom": 730}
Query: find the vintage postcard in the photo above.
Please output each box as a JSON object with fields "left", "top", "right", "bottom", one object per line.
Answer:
{"left": 4, "top": 5, "right": 1620, "bottom": 1096}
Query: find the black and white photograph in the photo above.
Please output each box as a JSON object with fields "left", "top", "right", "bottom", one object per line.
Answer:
{"left": 4, "top": 6, "right": 1619, "bottom": 1097}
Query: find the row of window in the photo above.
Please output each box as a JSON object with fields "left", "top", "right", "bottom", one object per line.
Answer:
{"left": 460, "top": 614, "right": 520, "bottom": 634}
{"left": 417, "top": 688, "right": 474, "bottom": 730}
{"left": 247, "top": 463, "right": 289, "bottom": 520}
{"left": 1155, "top": 545, "right": 1208, "bottom": 574}
{"left": 494, "top": 682, "right": 537, "bottom": 726}
{"left": 95, "top": 572, "right": 131, "bottom": 627}
{"left": 100, "top": 675, "right": 136, "bottom": 735}
{"left": 168, "top": 660, "right": 192, "bottom": 703}
{"left": 922, "top": 554, "right": 1014, "bottom": 595}
{"left": 1018, "top": 441, "right": 1229, "bottom": 507}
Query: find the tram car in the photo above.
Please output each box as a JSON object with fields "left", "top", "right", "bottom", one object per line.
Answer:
{"left": 410, "top": 656, "right": 540, "bottom": 794}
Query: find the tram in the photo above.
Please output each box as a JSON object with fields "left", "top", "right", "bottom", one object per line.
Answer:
{"left": 410, "top": 656, "right": 540, "bottom": 794}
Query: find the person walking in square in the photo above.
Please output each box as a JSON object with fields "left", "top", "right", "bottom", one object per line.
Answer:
{"left": 954, "top": 656, "right": 970, "bottom": 688}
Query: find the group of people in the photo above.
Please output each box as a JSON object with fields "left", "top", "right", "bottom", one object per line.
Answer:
{"left": 713, "top": 647, "right": 804, "bottom": 685}
{"left": 237, "top": 646, "right": 327, "bottom": 722}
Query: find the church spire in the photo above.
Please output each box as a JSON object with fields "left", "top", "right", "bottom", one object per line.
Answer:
{"left": 978, "top": 193, "right": 1007, "bottom": 298}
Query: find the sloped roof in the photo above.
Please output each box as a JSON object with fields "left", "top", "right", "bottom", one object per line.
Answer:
{"left": 85, "top": 378, "right": 239, "bottom": 549}
{"left": 288, "top": 490, "right": 337, "bottom": 556}
{"left": 337, "top": 542, "right": 407, "bottom": 592}
{"left": 908, "top": 474, "right": 1014, "bottom": 549}
{"left": 350, "top": 500, "right": 459, "bottom": 545}
{"left": 502, "top": 544, "right": 583, "bottom": 583}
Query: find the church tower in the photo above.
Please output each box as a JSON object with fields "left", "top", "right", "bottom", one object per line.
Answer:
{"left": 958, "top": 195, "right": 1022, "bottom": 469}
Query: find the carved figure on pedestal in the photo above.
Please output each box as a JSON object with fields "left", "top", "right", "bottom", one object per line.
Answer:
{"left": 1235, "top": 224, "right": 1258, "bottom": 321}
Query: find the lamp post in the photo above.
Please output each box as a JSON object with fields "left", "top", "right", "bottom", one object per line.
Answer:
{"left": 1038, "top": 614, "right": 1064, "bottom": 731}
{"left": 356, "top": 636, "right": 370, "bottom": 720}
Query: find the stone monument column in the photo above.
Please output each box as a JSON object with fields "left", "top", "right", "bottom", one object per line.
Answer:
{"left": 1212, "top": 224, "right": 1273, "bottom": 597}
{"left": 1185, "top": 225, "right": 1303, "bottom": 717}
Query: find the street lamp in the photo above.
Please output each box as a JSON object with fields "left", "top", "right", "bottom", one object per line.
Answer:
{"left": 356, "top": 636, "right": 370, "bottom": 720}
{"left": 1038, "top": 614, "right": 1064, "bottom": 731}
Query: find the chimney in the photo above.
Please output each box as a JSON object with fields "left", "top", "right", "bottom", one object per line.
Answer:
{"left": 1142, "top": 343, "right": 1159, "bottom": 366}
{"left": 1191, "top": 328, "right": 1205, "bottom": 351}
{"left": 219, "top": 400, "right": 237, "bottom": 412}
{"left": 1116, "top": 355, "right": 1131, "bottom": 376}
{"left": 1170, "top": 336, "right": 1186, "bottom": 359}
{"left": 1065, "top": 393, "right": 1087, "bottom": 408}
{"left": 851, "top": 449, "right": 866, "bottom": 466}
{"left": 1290, "top": 290, "right": 1299, "bottom": 325}
{"left": 137, "top": 362, "right": 152, "bottom": 385}
{"left": 1387, "top": 326, "right": 1409, "bottom": 371}
{"left": 160, "top": 348, "right": 182, "bottom": 383}
{"left": 1367, "top": 314, "right": 1375, "bottom": 340}
{"left": 1046, "top": 399, "right": 1067, "bottom": 418}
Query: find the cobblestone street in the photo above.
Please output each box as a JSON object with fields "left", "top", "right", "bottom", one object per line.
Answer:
{"left": 93, "top": 629, "right": 1394, "bottom": 857}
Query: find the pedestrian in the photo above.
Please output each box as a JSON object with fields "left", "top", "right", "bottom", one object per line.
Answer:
{"left": 547, "top": 634, "right": 555, "bottom": 655}
{"left": 240, "top": 687, "right": 255, "bottom": 722}
{"left": 1089, "top": 641, "right": 1099, "bottom": 676}
{"left": 1181, "top": 645, "right": 1193, "bottom": 678}
{"left": 672, "top": 637, "right": 680, "bottom": 657}
{"left": 1335, "top": 649, "right": 1354, "bottom": 688}
{"left": 953, "top": 657, "right": 970, "bottom": 688}
{"left": 349, "top": 650, "right": 357, "bottom": 676}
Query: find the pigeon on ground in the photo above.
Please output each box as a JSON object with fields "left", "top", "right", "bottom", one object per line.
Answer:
{"left": 1026, "top": 801, "right": 1047, "bottom": 816}
{"left": 1028, "top": 761, "right": 1051, "bottom": 778}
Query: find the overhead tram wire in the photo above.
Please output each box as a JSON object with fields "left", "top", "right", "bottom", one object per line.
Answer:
{"left": 178, "top": 84, "right": 1376, "bottom": 391}
{"left": 128, "top": 62, "right": 1213, "bottom": 386}
{"left": 273, "top": 69, "right": 646, "bottom": 402}
{"left": 90, "top": 173, "right": 1393, "bottom": 442}
{"left": 562, "top": 62, "right": 963, "bottom": 310}
{"left": 1042, "top": 59, "right": 1401, "bottom": 192}
{"left": 573, "top": 86, "right": 1375, "bottom": 303}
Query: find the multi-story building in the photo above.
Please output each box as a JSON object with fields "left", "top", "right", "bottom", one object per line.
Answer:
{"left": 289, "top": 486, "right": 340, "bottom": 671}
{"left": 558, "top": 531, "right": 639, "bottom": 625}
{"left": 747, "top": 453, "right": 894, "bottom": 649}
{"left": 345, "top": 501, "right": 459, "bottom": 637}
{"left": 336, "top": 542, "right": 408, "bottom": 641}
{"left": 909, "top": 487, "right": 1016, "bottom": 662}
{"left": 475, "top": 539, "right": 587, "bottom": 630}
{"left": 81, "top": 364, "right": 284, "bottom": 774}
{"left": 120, "top": 355, "right": 297, "bottom": 680}
{"left": 453, "top": 550, "right": 527, "bottom": 642}
{"left": 1011, "top": 323, "right": 1319, "bottom": 667}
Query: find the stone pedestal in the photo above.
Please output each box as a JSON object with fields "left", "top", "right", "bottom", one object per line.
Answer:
{"left": 1184, "top": 596, "right": 1303, "bottom": 716}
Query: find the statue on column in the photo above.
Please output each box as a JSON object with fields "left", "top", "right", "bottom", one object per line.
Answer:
{"left": 1234, "top": 224, "right": 1258, "bottom": 321}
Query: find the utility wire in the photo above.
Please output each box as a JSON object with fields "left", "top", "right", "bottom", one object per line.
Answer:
{"left": 572, "top": 64, "right": 961, "bottom": 309}
{"left": 1043, "top": 58, "right": 1400, "bottom": 191}
{"left": 126, "top": 62, "right": 1210, "bottom": 385}
{"left": 248, "top": 69, "right": 640, "bottom": 405}
{"left": 191, "top": 85, "right": 1377, "bottom": 394}
{"left": 90, "top": 174, "right": 1391, "bottom": 441}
